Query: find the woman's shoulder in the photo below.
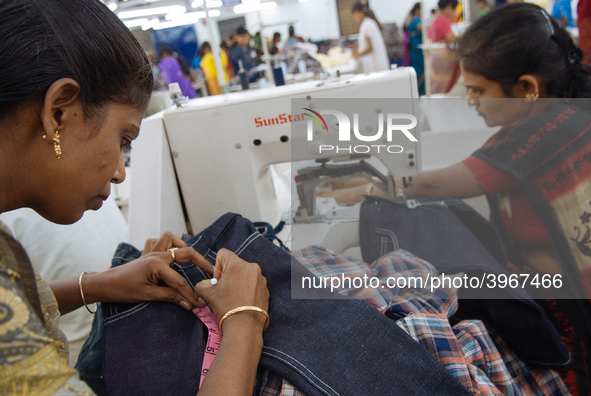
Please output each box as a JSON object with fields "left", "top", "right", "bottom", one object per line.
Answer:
{"left": 475, "top": 103, "right": 591, "bottom": 172}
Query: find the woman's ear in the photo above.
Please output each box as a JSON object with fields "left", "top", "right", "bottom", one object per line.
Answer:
{"left": 515, "top": 75, "right": 542, "bottom": 98}
{"left": 40, "top": 78, "right": 81, "bottom": 138}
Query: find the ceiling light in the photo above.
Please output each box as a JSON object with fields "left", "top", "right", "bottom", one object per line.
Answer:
{"left": 141, "top": 18, "right": 160, "bottom": 30}
{"left": 298, "top": 0, "right": 311, "bottom": 2}
{"left": 234, "top": 1, "right": 276, "bottom": 13}
{"left": 107, "top": 1, "right": 118, "bottom": 11}
{"left": 241, "top": 0, "right": 261, "bottom": 4}
{"left": 192, "top": 0, "right": 223, "bottom": 8}
{"left": 118, "top": 5, "right": 186, "bottom": 19}
{"left": 124, "top": 18, "right": 150, "bottom": 28}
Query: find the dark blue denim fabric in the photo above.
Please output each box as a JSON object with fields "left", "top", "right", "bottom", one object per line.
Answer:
{"left": 359, "top": 196, "right": 571, "bottom": 371}
{"left": 101, "top": 213, "right": 471, "bottom": 396}
{"left": 75, "top": 243, "right": 142, "bottom": 396}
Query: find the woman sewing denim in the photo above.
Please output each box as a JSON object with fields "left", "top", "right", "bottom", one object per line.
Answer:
{"left": 0, "top": 0, "right": 269, "bottom": 394}
{"left": 318, "top": 4, "right": 591, "bottom": 393}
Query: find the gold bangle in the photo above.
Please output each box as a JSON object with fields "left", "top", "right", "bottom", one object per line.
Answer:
{"left": 364, "top": 183, "right": 374, "bottom": 195}
{"left": 218, "top": 306, "right": 269, "bottom": 334}
{"left": 78, "top": 272, "right": 97, "bottom": 314}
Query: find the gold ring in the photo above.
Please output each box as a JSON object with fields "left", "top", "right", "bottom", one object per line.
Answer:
{"left": 168, "top": 247, "right": 179, "bottom": 261}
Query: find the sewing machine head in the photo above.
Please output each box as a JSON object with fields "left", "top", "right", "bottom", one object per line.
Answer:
{"left": 128, "top": 69, "right": 421, "bottom": 251}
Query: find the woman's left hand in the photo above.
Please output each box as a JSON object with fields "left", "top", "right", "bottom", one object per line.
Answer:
{"left": 82, "top": 232, "right": 214, "bottom": 311}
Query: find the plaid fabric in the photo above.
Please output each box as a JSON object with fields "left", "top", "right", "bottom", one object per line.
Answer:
{"left": 258, "top": 369, "right": 305, "bottom": 396}
{"left": 290, "top": 245, "right": 457, "bottom": 317}
{"left": 287, "top": 246, "right": 570, "bottom": 396}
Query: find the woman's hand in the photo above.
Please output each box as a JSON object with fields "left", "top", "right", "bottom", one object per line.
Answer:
{"left": 194, "top": 249, "right": 269, "bottom": 396}
{"left": 194, "top": 249, "right": 269, "bottom": 333}
{"left": 317, "top": 184, "right": 370, "bottom": 206}
{"left": 50, "top": 232, "right": 215, "bottom": 315}
{"left": 85, "top": 241, "right": 213, "bottom": 309}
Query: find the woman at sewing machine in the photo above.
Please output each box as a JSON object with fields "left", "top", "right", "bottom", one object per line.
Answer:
{"left": 318, "top": 4, "right": 591, "bottom": 393}
{"left": 0, "top": 0, "right": 268, "bottom": 394}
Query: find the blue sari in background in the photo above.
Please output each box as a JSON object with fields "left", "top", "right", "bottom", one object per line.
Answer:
{"left": 408, "top": 17, "right": 425, "bottom": 95}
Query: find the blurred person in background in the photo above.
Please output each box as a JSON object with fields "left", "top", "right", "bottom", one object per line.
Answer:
{"left": 351, "top": 1, "right": 390, "bottom": 72}
{"left": 475, "top": 0, "right": 492, "bottom": 19}
{"left": 580, "top": 0, "right": 591, "bottom": 65}
{"left": 270, "top": 32, "right": 282, "bottom": 55}
{"left": 158, "top": 46, "right": 196, "bottom": 99}
{"left": 408, "top": 2, "right": 425, "bottom": 95}
{"left": 402, "top": 7, "right": 415, "bottom": 67}
{"left": 427, "top": 0, "right": 459, "bottom": 94}
{"left": 231, "top": 26, "right": 256, "bottom": 75}
{"left": 200, "top": 41, "right": 229, "bottom": 95}
{"left": 552, "top": 0, "right": 574, "bottom": 27}
{"left": 285, "top": 25, "right": 304, "bottom": 46}
{"left": 220, "top": 41, "right": 236, "bottom": 77}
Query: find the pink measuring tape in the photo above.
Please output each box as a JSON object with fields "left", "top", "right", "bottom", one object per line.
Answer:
{"left": 193, "top": 306, "right": 222, "bottom": 387}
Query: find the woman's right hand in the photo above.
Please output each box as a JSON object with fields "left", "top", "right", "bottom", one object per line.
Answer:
{"left": 194, "top": 249, "right": 269, "bottom": 333}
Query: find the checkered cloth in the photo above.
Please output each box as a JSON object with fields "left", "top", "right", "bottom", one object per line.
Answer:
{"left": 258, "top": 247, "right": 569, "bottom": 396}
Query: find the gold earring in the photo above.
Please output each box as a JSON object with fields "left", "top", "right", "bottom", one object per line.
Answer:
{"left": 52, "top": 130, "right": 61, "bottom": 159}
{"left": 525, "top": 92, "right": 539, "bottom": 102}
{"left": 42, "top": 134, "right": 47, "bottom": 141}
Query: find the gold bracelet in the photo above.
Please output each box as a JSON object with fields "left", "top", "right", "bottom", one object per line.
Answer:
{"left": 218, "top": 306, "right": 269, "bottom": 334}
{"left": 364, "top": 183, "right": 374, "bottom": 195}
{"left": 78, "top": 272, "right": 97, "bottom": 314}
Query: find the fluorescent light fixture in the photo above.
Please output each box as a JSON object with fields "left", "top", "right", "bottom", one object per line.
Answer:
{"left": 107, "top": 1, "right": 118, "bottom": 11}
{"left": 234, "top": 1, "right": 276, "bottom": 13}
{"left": 206, "top": 0, "right": 223, "bottom": 7}
{"left": 141, "top": 18, "right": 160, "bottom": 30}
{"left": 124, "top": 18, "right": 150, "bottom": 28}
{"left": 153, "top": 10, "right": 219, "bottom": 30}
{"left": 241, "top": 0, "right": 261, "bottom": 4}
{"left": 165, "top": 10, "right": 218, "bottom": 20}
{"left": 192, "top": 0, "right": 223, "bottom": 8}
{"left": 118, "top": 5, "right": 186, "bottom": 19}
{"left": 298, "top": 0, "right": 311, "bottom": 2}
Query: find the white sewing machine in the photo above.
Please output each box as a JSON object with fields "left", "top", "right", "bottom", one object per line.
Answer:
{"left": 128, "top": 69, "right": 497, "bottom": 254}
{"left": 128, "top": 69, "right": 422, "bottom": 250}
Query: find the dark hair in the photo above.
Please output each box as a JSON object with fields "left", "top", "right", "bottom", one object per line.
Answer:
{"left": 159, "top": 46, "right": 174, "bottom": 58}
{"left": 273, "top": 32, "right": 281, "bottom": 41}
{"left": 437, "top": 0, "right": 458, "bottom": 10}
{"left": 201, "top": 42, "right": 211, "bottom": 52}
{"left": 289, "top": 25, "right": 295, "bottom": 37}
{"left": 0, "top": 0, "right": 153, "bottom": 120}
{"left": 458, "top": 3, "right": 591, "bottom": 99}
{"left": 351, "top": 1, "right": 383, "bottom": 31}
{"left": 410, "top": 2, "right": 421, "bottom": 16}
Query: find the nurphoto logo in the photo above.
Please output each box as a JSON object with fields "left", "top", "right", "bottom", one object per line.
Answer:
{"left": 303, "top": 108, "right": 418, "bottom": 154}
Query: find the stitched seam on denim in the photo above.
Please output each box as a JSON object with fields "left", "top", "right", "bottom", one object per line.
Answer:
{"left": 236, "top": 232, "right": 262, "bottom": 256}
{"left": 376, "top": 228, "right": 399, "bottom": 250}
{"left": 262, "top": 346, "right": 339, "bottom": 395}
{"left": 261, "top": 350, "right": 338, "bottom": 396}
{"left": 104, "top": 302, "right": 151, "bottom": 325}
{"left": 189, "top": 235, "right": 204, "bottom": 248}
{"left": 235, "top": 232, "right": 259, "bottom": 255}
{"left": 206, "top": 252, "right": 217, "bottom": 261}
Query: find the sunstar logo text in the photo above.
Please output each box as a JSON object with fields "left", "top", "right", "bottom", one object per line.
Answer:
{"left": 302, "top": 109, "right": 417, "bottom": 154}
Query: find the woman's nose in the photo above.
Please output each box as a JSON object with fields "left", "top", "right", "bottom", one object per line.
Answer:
{"left": 111, "top": 153, "right": 126, "bottom": 184}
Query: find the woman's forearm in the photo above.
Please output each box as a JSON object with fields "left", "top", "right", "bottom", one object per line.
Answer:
{"left": 197, "top": 313, "right": 264, "bottom": 396}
